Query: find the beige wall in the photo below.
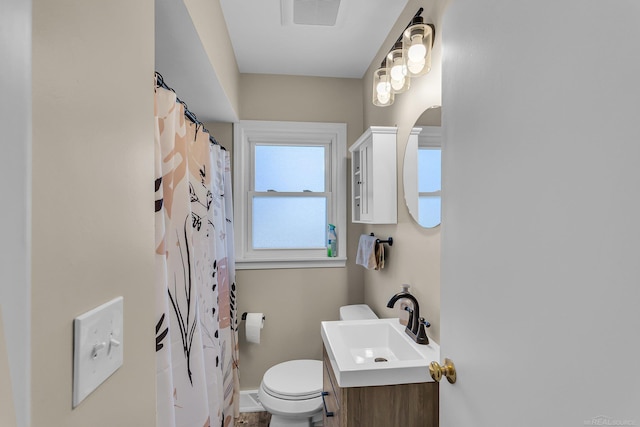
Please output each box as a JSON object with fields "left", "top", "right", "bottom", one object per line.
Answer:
{"left": 361, "top": 0, "right": 449, "bottom": 344}
{"left": 31, "top": 1, "right": 156, "bottom": 425}
{"left": 234, "top": 74, "right": 365, "bottom": 389}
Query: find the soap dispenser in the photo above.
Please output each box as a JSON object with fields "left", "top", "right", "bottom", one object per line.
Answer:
{"left": 398, "top": 284, "right": 412, "bottom": 326}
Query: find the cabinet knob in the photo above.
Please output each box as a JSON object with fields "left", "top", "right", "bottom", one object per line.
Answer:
{"left": 429, "top": 358, "right": 457, "bottom": 384}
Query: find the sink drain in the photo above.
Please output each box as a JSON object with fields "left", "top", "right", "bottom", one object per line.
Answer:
{"left": 374, "top": 357, "right": 388, "bottom": 363}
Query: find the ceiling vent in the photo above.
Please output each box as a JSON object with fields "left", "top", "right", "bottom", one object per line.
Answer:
{"left": 292, "top": 0, "right": 341, "bottom": 26}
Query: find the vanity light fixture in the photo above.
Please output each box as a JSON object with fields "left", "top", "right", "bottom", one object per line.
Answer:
{"left": 371, "top": 8, "right": 435, "bottom": 106}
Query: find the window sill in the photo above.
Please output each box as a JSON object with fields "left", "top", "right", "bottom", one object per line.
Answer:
{"left": 236, "top": 257, "right": 347, "bottom": 270}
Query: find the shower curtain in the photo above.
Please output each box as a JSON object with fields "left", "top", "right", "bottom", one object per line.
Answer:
{"left": 154, "top": 84, "right": 239, "bottom": 427}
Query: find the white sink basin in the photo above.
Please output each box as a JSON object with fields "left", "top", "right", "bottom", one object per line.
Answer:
{"left": 321, "top": 318, "right": 440, "bottom": 387}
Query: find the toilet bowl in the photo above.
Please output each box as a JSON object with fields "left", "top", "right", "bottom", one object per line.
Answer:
{"left": 258, "top": 359, "right": 323, "bottom": 427}
{"left": 258, "top": 305, "right": 378, "bottom": 427}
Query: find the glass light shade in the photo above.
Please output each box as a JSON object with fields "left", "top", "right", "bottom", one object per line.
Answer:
{"left": 402, "top": 19, "right": 433, "bottom": 78}
{"left": 372, "top": 67, "right": 394, "bottom": 107}
{"left": 386, "top": 42, "right": 410, "bottom": 94}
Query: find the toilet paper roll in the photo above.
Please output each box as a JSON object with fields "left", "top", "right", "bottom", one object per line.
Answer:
{"left": 245, "top": 313, "right": 264, "bottom": 344}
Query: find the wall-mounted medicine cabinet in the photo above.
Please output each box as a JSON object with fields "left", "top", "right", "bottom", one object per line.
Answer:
{"left": 349, "top": 126, "right": 397, "bottom": 224}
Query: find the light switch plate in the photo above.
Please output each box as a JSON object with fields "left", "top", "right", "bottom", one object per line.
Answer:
{"left": 73, "top": 296, "right": 124, "bottom": 408}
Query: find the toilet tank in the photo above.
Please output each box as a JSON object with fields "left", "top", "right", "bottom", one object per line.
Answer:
{"left": 339, "top": 304, "right": 378, "bottom": 321}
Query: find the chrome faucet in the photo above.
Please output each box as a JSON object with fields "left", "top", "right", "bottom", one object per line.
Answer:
{"left": 387, "top": 291, "right": 430, "bottom": 345}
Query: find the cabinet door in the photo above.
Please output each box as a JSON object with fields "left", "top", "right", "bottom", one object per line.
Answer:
{"left": 322, "top": 350, "right": 341, "bottom": 427}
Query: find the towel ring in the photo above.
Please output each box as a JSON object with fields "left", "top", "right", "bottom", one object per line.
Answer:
{"left": 370, "top": 233, "right": 393, "bottom": 246}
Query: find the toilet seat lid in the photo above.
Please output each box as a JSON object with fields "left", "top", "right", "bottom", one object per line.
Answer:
{"left": 262, "top": 360, "right": 323, "bottom": 400}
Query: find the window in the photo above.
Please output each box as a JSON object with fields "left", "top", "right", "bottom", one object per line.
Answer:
{"left": 417, "top": 147, "right": 441, "bottom": 227}
{"left": 417, "top": 126, "right": 441, "bottom": 228}
{"left": 234, "top": 120, "right": 347, "bottom": 269}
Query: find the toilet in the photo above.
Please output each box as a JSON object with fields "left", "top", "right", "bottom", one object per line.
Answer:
{"left": 258, "top": 304, "right": 378, "bottom": 427}
{"left": 338, "top": 304, "right": 378, "bottom": 322}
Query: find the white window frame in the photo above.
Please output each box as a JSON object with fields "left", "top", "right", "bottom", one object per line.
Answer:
{"left": 234, "top": 120, "right": 347, "bottom": 269}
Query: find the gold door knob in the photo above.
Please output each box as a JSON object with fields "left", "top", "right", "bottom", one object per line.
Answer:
{"left": 429, "top": 358, "right": 457, "bottom": 384}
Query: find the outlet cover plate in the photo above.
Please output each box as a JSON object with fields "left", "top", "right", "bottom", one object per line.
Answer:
{"left": 73, "top": 296, "right": 124, "bottom": 408}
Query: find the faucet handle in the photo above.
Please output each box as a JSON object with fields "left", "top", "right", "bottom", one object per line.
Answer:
{"left": 420, "top": 317, "right": 431, "bottom": 328}
{"left": 414, "top": 317, "right": 430, "bottom": 345}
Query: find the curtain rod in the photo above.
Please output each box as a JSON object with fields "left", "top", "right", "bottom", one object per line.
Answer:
{"left": 154, "top": 71, "right": 224, "bottom": 150}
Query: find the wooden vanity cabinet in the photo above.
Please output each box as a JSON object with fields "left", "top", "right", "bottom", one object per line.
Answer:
{"left": 322, "top": 347, "right": 439, "bottom": 427}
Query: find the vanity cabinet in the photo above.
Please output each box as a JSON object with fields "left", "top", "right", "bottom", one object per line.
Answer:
{"left": 349, "top": 126, "right": 397, "bottom": 224}
{"left": 322, "top": 347, "right": 439, "bottom": 427}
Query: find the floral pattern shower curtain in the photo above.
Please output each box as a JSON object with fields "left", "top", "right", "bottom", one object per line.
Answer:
{"left": 154, "top": 84, "right": 239, "bottom": 427}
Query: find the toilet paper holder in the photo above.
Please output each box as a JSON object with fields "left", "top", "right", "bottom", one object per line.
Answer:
{"left": 241, "top": 312, "right": 265, "bottom": 321}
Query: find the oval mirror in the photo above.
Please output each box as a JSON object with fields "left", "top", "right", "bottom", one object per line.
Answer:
{"left": 403, "top": 106, "right": 442, "bottom": 228}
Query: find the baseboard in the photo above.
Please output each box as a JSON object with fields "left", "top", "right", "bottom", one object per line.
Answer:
{"left": 239, "top": 389, "right": 264, "bottom": 413}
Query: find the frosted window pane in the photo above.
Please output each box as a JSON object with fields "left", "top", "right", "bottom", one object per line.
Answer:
{"left": 253, "top": 197, "right": 326, "bottom": 248}
{"left": 418, "top": 148, "right": 441, "bottom": 192}
{"left": 255, "top": 145, "right": 325, "bottom": 192}
{"left": 419, "top": 196, "right": 441, "bottom": 228}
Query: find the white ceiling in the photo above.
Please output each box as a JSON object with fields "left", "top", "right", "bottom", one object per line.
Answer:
{"left": 219, "top": 0, "right": 408, "bottom": 79}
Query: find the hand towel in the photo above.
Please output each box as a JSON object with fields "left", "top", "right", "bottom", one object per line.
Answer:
{"left": 356, "top": 234, "right": 378, "bottom": 269}
{"left": 374, "top": 240, "right": 385, "bottom": 270}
